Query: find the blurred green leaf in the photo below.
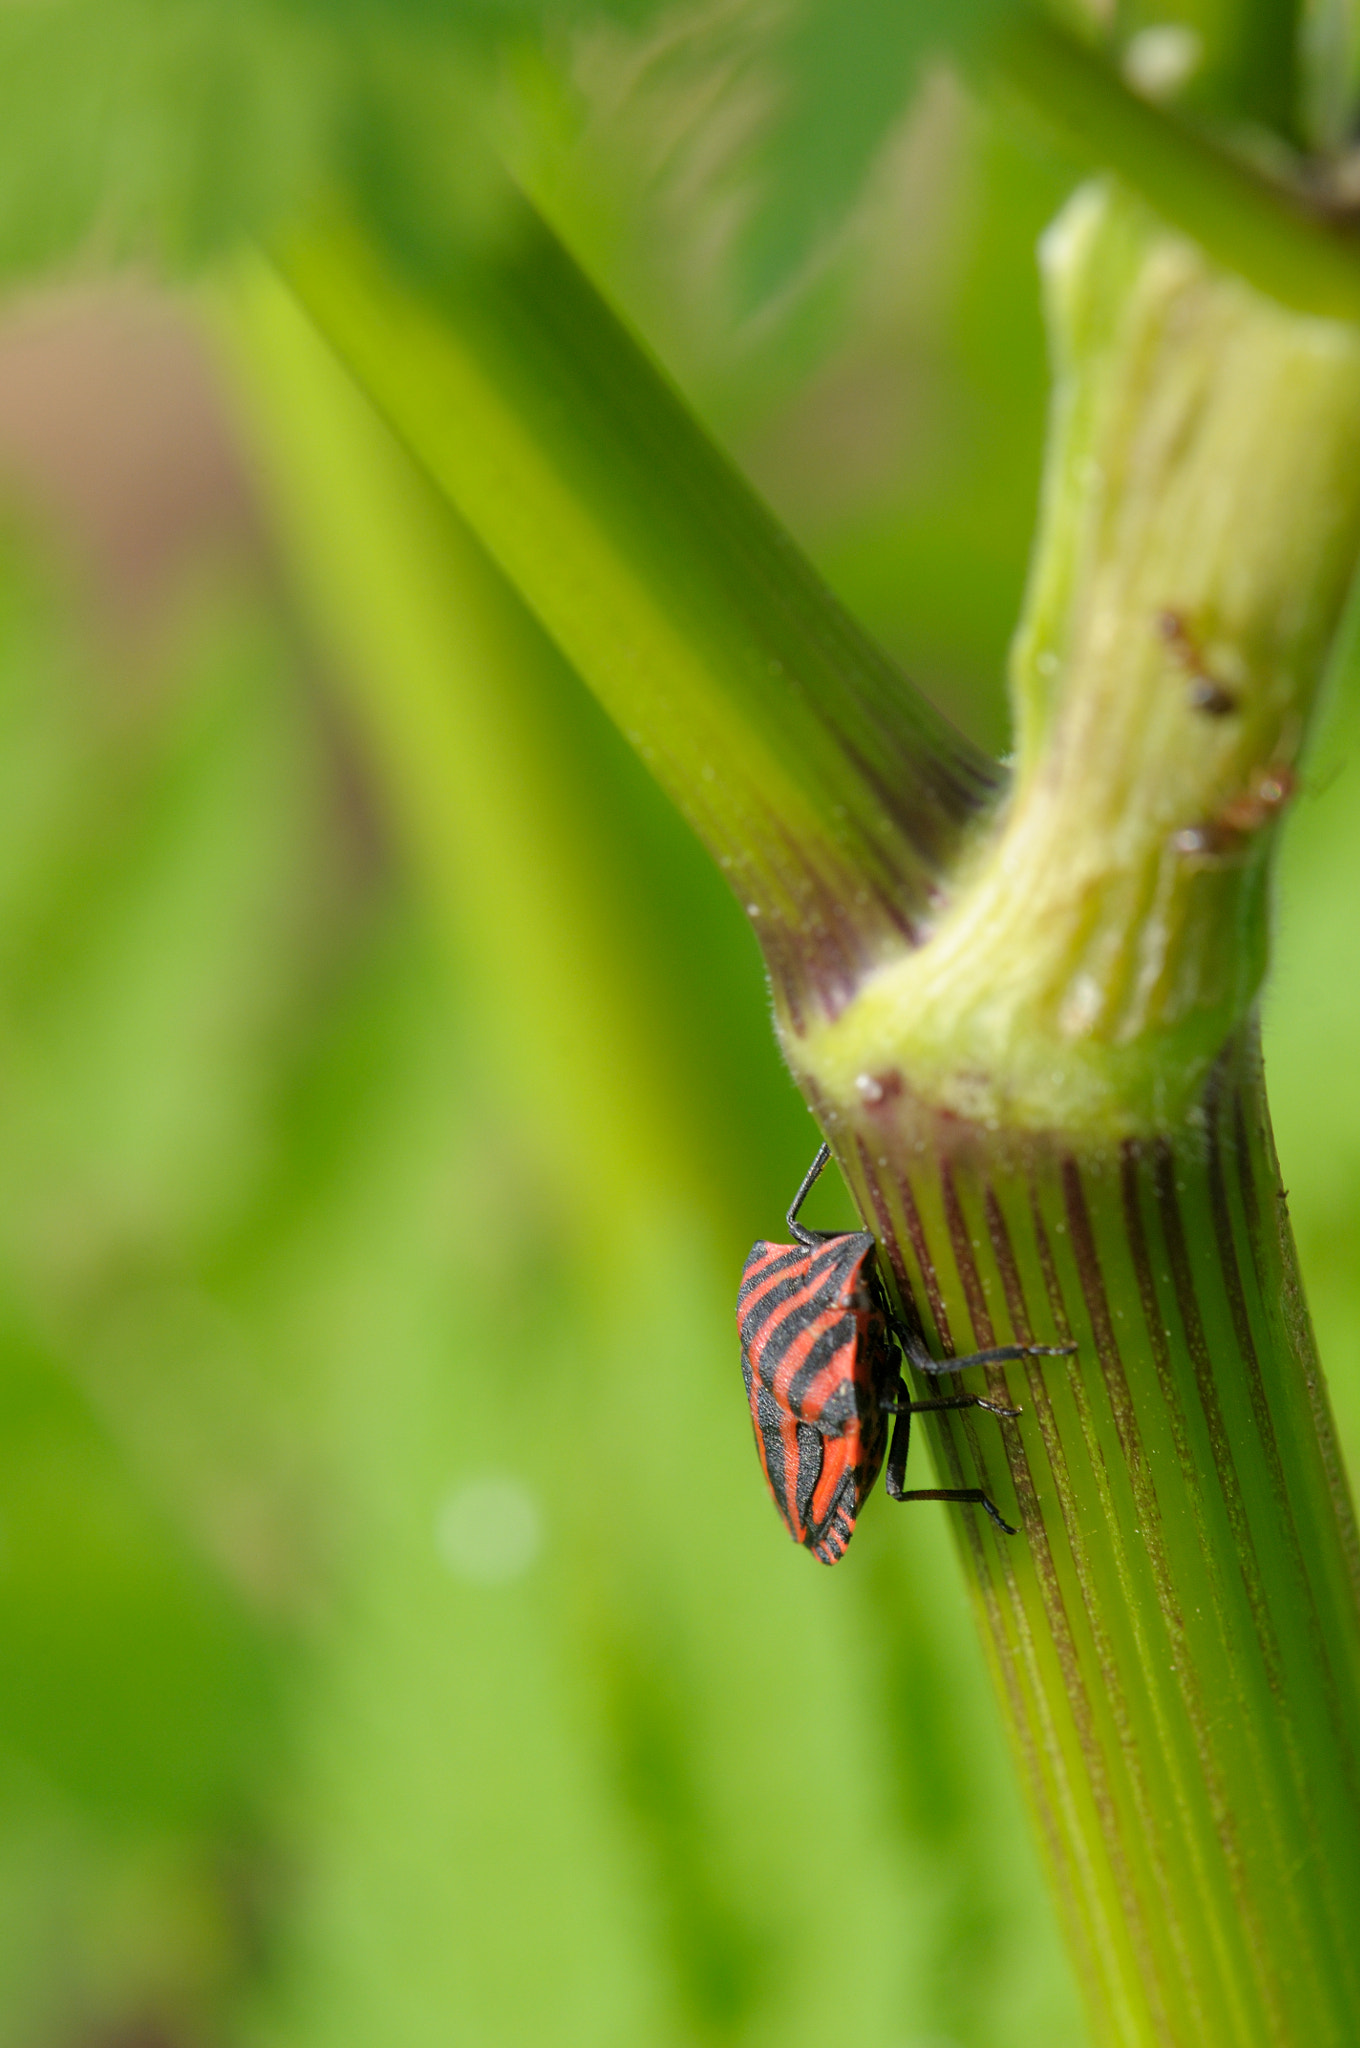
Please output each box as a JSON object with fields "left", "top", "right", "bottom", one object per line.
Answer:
{"left": 733, "top": 0, "right": 999, "bottom": 310}
{"left": 0, "top": 0, "right": 676, "bottom": 281}
{"left": 728, "top": 0, "right": 1303, "bottom": 316}
{"left": 0, "top": 1290, "right": 276, "bottom": 1826}
{"left": 0, "top": 529, "right": 322, "bottom": 2035}
{"left": 1267, "top": 572, "right": 1360, "bottom": 1472}
{"left": 1298, "top": 0, "right": 1360, "bottom": 147}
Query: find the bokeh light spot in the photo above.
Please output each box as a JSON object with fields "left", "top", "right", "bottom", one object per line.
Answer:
{"left": 435, "top": 1475, "right": 542, "bottom": 1585}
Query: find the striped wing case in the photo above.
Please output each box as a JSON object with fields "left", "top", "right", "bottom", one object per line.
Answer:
{"left": 737, "top": 1232, "right": 897, "bottom": 1565}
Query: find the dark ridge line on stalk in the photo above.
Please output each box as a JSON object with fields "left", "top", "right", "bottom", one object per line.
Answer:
{"left": 1061, "top": 1154, "right": 1214, "bottom": 1823}
{"left": 937, "top": 1156, "right": 1153, "bottom": 2015}
{"left": 939, "top": 1161, "right": 1021, "bottom": 1526}
{"left": 1205, "top": 1073, "right": 1360, "bottom": 2000}
{"left": 1120, "top": 1140, "right": 1264, "bottom": 2025}
{"left": 1206, "top": 1065, "right": 1304, "bottom": 1542}
{"left": 987, "top": 1185, "right": 1202, "bottom": 2035}
{"left": 1152, "top": 1137, "right": 1316, "bottom": 2040}
{"left": 1150, "top": 1140, "right": 1282, "bottom": 1698}
{"left": 1020, "top": 1183, "right": 1156, "bottom": 2014}
{"left": 1120, "top": 1142, "right": 1245, "bottom": 1802}
{"left": 1120, "top": 1145, "right": 1201, "bottom": 1504}
{"left": 933, "top": 1163, "right": 1122, "bottom": 1974}
{"left": 872, "top": 1146, "right": 1155, "bottom": 2023}
{"left": 1028, "top": 1194, "right": 1074, "bottom": 1349}
{"left": 937, "top": 1167, "right": 1047, "bottom": 1646}
{"left": 940, "top": 1168, "right": 1094, "bottom": 1687}
{"left": 1233, "top": 1073, "right": 1360, "bottom": 1621}
{"left": 907, "top": 1161, "right": 1026, "bottom": 1633}
{"left": 1229, "top": 1067, "right": 1264, "bottom": 1256}
{"left": 1047, "top": 1164, "right": 1210, "bottom": 2035}
{"left": 975, "top": 1190, "right": 1174, "bottom": 2028}
{"left": 987, "top": 1187, "right": 1082, "bottom": 1531}
{"left": 1059, "top": 1165, "right": 1156, "bottom": 1521}
{"left": 855, "top": 1141, "right": 953, "bottom": 1414}
{"left": 857, "top": 1142, "right": 1135, "bottom": 2018}
{"left": 982, "top": 1499, "right": 1131, "bottom": 2017}
{"left": 891, "top": 1163, "right": 955, "bottom": 1353}
{"left": 940, "top": 1164, "right": 998, "bottom": 1347}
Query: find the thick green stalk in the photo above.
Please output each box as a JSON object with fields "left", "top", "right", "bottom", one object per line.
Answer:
{"left": 273, "top": 196, "right": 998, "bottom": 1025}
{"left": 833, "top": 1033, "right": 1360, "bottom": 2047}
{"left": 787, "top": 184, "right": 1360, "bottom": 2047}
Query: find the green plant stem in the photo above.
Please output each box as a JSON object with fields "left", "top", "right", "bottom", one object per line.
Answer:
{"left": 786, "top": 184, "right": 1360, "bottom": 2047}
{"left": 981, "top": 7, "right": 1360, "bottom": 322}
{"left": 834, "top": 1032, "right": 1360, "bottom": 2048}
{"left": 272, "top": 196, "right": 998, "bottom": 1026}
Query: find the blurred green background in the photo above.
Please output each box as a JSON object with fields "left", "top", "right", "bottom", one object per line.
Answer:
{"left": 0, "top": 9, "right": 1356, "bottom": 2045}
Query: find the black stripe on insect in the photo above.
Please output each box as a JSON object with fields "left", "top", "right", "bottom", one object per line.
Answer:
{"left": 737, "top": 1143, "right": 1076, "bottom": 1565}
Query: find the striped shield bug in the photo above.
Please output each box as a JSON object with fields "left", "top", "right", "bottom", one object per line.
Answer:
{"left": 737, "top": 1144, "right": 1075, "bottom": 1564}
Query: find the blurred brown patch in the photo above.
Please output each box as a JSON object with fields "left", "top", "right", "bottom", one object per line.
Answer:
{"left": 0, "top": 277, "right": 393, "bottom": 882}
{"left": 0, "top": 282, "right": 261, "bottom": 632}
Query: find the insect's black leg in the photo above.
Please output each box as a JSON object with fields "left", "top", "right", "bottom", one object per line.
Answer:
{"left": 880, "top": 1391, "right": 1022, "bottom": 1420}
{"left": 888, "top": 1486, "right": 1019, "bottom": 1537}
{"left": 881, "top": 1371, "right": 1019, "bottom": 1532}
{"left": 883, "top": 1399, "right": 911, "bottom": 1499}
{"left": 786, "top": 1142, "right": 832, "bottom": 1248}
{"left": 897, "top": 1327, "right": 1076, "bottom": 1377}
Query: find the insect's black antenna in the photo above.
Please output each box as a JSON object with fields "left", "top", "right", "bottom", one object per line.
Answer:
{"left": 787, "top": 1143, "right": 832, "bottom": 1248}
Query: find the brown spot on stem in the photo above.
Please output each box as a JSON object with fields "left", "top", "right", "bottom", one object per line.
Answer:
{"left": 854, "top": 1068, "right": 903, "bottom": 1107}
{"left": 1173, "top": 764, "right": 1296, "bottom": 861}
{"left": 1158, "top": 607, "right": 1239, "bottom": 716}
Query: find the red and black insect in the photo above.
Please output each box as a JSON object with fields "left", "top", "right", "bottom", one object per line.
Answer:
{"left": 737, "top": 1144, "right": 1074, "bottom": 1564}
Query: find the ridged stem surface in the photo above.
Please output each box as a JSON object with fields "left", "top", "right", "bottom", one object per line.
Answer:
{"left": 828, "top": 1034, "right": 1360, "bottom": 2047}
